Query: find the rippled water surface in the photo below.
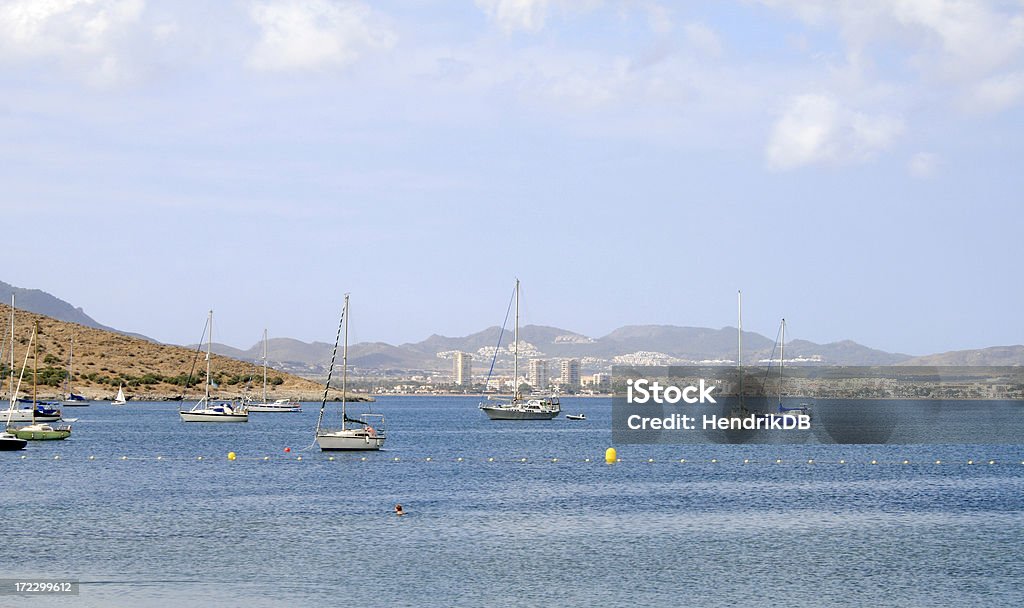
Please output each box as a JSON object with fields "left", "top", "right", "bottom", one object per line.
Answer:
{"left": 3, "top": 396, "right": 1023, "bottom": 607}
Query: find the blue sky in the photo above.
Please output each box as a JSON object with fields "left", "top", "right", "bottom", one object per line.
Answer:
{"left": 1, "top": 0, "right": 1022, "bottom": 355}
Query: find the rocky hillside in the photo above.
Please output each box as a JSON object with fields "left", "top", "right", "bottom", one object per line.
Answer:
{"left": 0, "top": 304, "right": 361, "bottom": 402}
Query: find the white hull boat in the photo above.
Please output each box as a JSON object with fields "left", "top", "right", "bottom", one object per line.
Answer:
{"left": 247, "top": 330, "right": 301, "bottom": 412}
{"left": 316, "top": 427, "right": 385, "bottom": 450}
{"left": 314, "top": 295, "right": 385, "bottom": 452}
{"left": 5, "top": 408, "right": 62, "bottom": 423}
{"left": 481, "top": 398, "right": 561, "bottom": 420}
{"left": 479, "top": 279, "right": 560, "bottom": 421}
{"left": 180, "top": 311, "right": 249, "bottom": 423}
{"left": 248, "top": 399, "right": 301, "bottom": 413}
{"left": 180, "top": 399, "right": 248, "bottom": 422}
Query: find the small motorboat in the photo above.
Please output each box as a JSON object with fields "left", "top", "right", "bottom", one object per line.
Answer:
{"left": 566, "top": 414, "right": 586, "bottom": 421}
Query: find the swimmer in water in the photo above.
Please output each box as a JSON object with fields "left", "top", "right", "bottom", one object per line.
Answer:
{"left": 395, "top": 504, "right": 405, "bottom": 516}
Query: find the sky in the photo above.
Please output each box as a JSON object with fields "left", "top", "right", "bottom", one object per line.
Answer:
{"left": 0, "top": 0, "right": 1022, "bottom": 355}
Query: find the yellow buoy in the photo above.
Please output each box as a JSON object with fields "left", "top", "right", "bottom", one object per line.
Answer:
{"left": 605, "top": 447, "right": 617, "bottom": 464}
{"left": 227, "top": 451, "right": 237, "bottom": 461}
{"left": 328, "top": 456, "right": 335, "bottom": 461}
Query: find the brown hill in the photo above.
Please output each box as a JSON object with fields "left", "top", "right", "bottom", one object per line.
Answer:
{"left": 0, "top": 304, "right": 363, "bottom": 402}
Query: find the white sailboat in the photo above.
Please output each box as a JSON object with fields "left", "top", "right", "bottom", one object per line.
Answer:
{"left": 4, "top": 296, "right": 61, "bottom": 423}
{"left": 6, "top": 321, "right": 72, "bottom": 441}
{"left": 179, "top": 310, "right": 248, "bottom": 423}
{"left": 479, "top": 279, "right": 560, "bottom": 420}
{"left": 315, "top": 294, "right": 385, "bottom": 451}
{"left": 1, "top": 296, "right": 27, "bottom": 450}
{"left": 111, "top": 384, "right": 128, "bottom": 406}
{"left": 760, "top": 318, "right": 812, "bottom": 422}
{"left": 246, "top": 329, "right": 301, "bottom": 413}
{"left": 62, "top": 337, "right": 91, "bottom": 406}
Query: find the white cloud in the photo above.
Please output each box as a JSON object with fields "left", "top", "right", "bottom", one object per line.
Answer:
{"left": 766, "top": 93, "right": 904, "bottom": 170}
{"left": 247, "top": 0, "right": 395, "bottom": 71}
{"left": 965, "top": 70, "right": 1024, "bottom": 112}
{"left": 758, "top": 1, "right": 1024, "bottom": 106}
{"left": 475, "top": 0, "right": 551, "bottom": 32}
{"left": 0, "top": 0, "right": 144, "bottom": 83}
{"left": 908, "top": 151, "right": 938, "bottom": 178}
{"left": 682, "top": 22, "right": 722, "bottom": 58}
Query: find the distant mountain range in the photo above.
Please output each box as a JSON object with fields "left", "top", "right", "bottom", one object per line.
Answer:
{"left": 205, "top": 325, "right": 1023, "bottom": 377}
{"left": 0, "top": 280, "right": 153, "bottom": 342}
{"left": 5, "top": 279, "right": 1023, "bottom": 377}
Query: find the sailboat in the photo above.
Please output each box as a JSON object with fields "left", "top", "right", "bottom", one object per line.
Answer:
{"left": 3, "top": 297, "right": 61, "bottom": 423}
{"left": 62, "top": 337, "right": 91, "bottom": 406}
{"left": 479, "top": 279, "right": 560, "bottom": 420}
{"left": 111, "top": 384, "right": 128, "bottom": 406}
{"left": 315, "top": 294, "right": 385, "bottom": 451}
{"left": 1, "top": 298, "right": 27, "bottom": 450}
{"left": 6, "top": 321, "right": 72, "bottom": 441}
{"left": 759, "top": 319, "right": 812, "bottom": 421}
{"left": 246, "top": 329, "right": 301, "bottom": 413}
{"left": 179, "top": 310, "right": 248, "bottom": 422}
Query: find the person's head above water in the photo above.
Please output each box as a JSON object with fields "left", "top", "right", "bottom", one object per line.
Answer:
{"left": 395, "top": 504, "right": 405, "bottom": 515}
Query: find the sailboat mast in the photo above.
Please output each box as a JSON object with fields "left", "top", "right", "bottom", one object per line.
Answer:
{"left": 67, "top": 337, "right": 74, "bottom": 398}
{"left": 514, "top": 278, "right": 519, "bottom": 401}
{"left": 737, "top": 290, "right": 744, "bottom": 411}
{"left": 205, "top": 310, "right": 212, "bottom": 402}
{"left": 780, "top": 318, "right": 785, "bottom": 403}
{"left": 262, "top": 328, "right": 268, "bottom": 404}
{"left": 737, "top": 290, "right": 742, "bottom": 368}
{"left": 7, "top": 295, "right": 13, "bottom": 404}
{"left": 341, "top": 294, "right": 349, "bottom": 430}
{"left": 32, "top": 321, "right": 38, "bottom": 423}
{"left": 315, "top": 296, "right": 347, "bottom": 436}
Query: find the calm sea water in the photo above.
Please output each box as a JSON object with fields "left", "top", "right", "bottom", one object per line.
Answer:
{"left": 3, "top": 396, "right": 1023, "bottom": 607}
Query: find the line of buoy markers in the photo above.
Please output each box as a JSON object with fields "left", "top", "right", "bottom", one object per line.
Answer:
{"left": 10, "top": 452, "right": 1021, "bottom": 466}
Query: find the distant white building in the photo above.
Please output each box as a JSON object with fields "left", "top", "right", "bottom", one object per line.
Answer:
{"left": 589, "top": 372, "right": 610, "bottom": 390}
{"left": 560, "top": 358, "right": 580, "bottom": 389}
{"left": 528, "top": 359, "right": 548, "bottom": 390}
{"left": 454, "top": 352, "right": 472, "bottom": 386}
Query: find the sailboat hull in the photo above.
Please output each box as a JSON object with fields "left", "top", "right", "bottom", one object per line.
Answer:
{"left": 247, "top": 401, "right": 302, "bottom": 413}
{"left": 480, "top": 405, "right": 560, "bottom": 420}
{"left": 4, "top": 410, "right": 61, "bottom": 423}
{"left": 179, "top": 411, "right": 249, "bottom": 422}
{"left": 0, "top": 433, "right": 27, "bottom": 450}
{"left": 316, "top": 430, "right": 385, "bottom": 451}
{"left": 7, "top": 425, "right": 71, "bottom": 440}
